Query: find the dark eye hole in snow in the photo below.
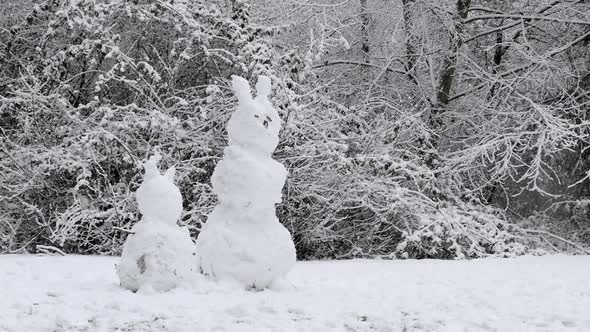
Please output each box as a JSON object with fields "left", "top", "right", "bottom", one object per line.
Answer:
{"left": 254, "top": 114, "right": 271, "bottom": 128}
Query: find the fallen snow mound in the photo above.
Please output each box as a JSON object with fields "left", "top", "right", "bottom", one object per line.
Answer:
{"left": 2, "top": 255, "right": 589, "bottom": 332}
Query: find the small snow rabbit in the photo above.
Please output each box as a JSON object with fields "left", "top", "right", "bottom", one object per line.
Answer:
{"left": 117, "top": 154, "right": 198, "bottom": 292}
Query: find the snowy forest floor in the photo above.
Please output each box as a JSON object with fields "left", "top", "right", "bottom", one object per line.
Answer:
{"left": 1, "top": 255, "right": 589, "bottom": 332}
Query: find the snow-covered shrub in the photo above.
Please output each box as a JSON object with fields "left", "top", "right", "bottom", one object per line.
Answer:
{"left": 277, "top": 142, "right": 527, "bottom": 259}
{"left": 272, "top": 81, "right": 530, "bottom": 259}
{"left": 196, "top": 76, "right": 296, "bottom": 289}
{"left": 117, "top": 155, "right": 198, "bottom": 292}
{"left": 0, "top": 0, "right": 547, "bottom": 259}
{"left": 521, "top": 200, "right": 590, "bottom": 253}
{"left": 0, "top": 0, "right": 303, "bottom": 254}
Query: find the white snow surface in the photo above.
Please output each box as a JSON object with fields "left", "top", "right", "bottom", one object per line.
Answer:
{"left": 196, "top": 75, "right": 296, "bottom": 289}
{"left": 1, "top": 255, "right": 589, "bottom": 332}
{"left": 117, "top": 155, "right": 198, "bottom": 292}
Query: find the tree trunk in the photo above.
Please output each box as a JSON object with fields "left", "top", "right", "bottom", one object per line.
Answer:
{"left": 434, "top": 0, "right": 470, "bottom": 118}
{"left": 402, "top": 0, "right": 419, "bottom": 85}
{"left": 360, "top": 0, "right": 370, "bottom": 59}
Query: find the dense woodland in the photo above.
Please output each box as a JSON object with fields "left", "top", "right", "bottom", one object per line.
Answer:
{"left": 1, "top": 0, "right": 589, "bottom": 259}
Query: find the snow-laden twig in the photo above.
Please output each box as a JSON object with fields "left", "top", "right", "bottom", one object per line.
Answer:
{"left": 525, "top": 229, "right": 590, "bottom": 255}
{"left": 36, "top": 245, "right": 66, "bottom": 256}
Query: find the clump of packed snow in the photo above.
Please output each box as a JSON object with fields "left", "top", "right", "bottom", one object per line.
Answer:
{"left": 117, "top": 154, "right": 198, "bottom": 292}
{"left": 196, "top": 75, "right": 296, "bottom": 289}
{"left": 135, "top": 155, "right": 183, "bottom": 226}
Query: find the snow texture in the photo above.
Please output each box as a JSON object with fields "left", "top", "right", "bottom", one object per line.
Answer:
{"left": 1, "top": 254, "right": 589, "bottom": 332}
{"left": 196, "top": 75, "right": 296, "bottom": 289}
{"left": 116, "top": 155, "right": 198, "bottom": 292}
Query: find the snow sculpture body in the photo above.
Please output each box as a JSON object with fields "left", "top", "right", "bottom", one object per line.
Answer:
{"left": 196, "top": 75, "right": 296, "bottom": 289}
{"left": 117, "top": 155, "right": 197, "bottom": 292}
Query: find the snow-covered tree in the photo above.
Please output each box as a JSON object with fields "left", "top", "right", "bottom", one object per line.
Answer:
{"left": 196, "top": 75, "right": 296, "bottom": 289}
{"left": 2, "top": 0, "right": 588, "bottom": 258}
{"left": 117, "top": 154, "right": 198, "bottom": 292}
{"left": 249, "top": 0, "right": 590, "bottom": 257}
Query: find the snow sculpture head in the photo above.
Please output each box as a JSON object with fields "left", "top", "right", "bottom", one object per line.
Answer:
{"left": 136, "top": 154, "right": 183, "bottom": 224}
{"left": 227, "top": 75, "right": 281, "bottom": 155}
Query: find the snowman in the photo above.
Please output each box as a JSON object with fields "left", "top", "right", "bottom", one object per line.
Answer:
{"left": 117, "top": 154, "right": 198, "bottom": 292}
{"left": 195, "top": 75, "right": 296, "bottom": 289}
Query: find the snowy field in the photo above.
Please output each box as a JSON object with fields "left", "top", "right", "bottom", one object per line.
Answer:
{"left": 1, "top": 255, "right": 589, "bottom": 332}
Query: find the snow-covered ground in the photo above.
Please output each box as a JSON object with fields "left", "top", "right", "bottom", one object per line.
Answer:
{"left": 1, "top": 255, "right": 589, "bottom": 332}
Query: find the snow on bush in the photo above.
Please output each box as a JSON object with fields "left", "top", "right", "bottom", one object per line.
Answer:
{"left": 1, "top": 0, "right": 579, "bottom": 259}
{"left": 0, "top": 0, "right": 303, "bottom": 255}
{"left": 196, "top": 75, "right": 296, "bottom": 289}
{"left": 117, "top": 154, "right": 198, "bottom": 292}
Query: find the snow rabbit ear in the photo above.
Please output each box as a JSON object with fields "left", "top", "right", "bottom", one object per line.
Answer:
{"left": 231, "top": 75, "right": 253, "bottom": 105}
{"left": 163, "top": 166, "right": 176, "bottom": 183}
{"left": 143, "top": 154, "right": 162, "bottom": 180}
{"left": 255, "top": 75, "right": 272, "bottom": 98}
